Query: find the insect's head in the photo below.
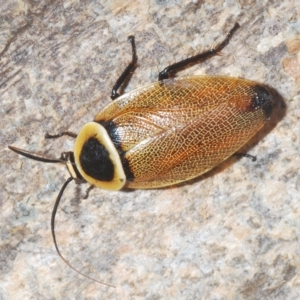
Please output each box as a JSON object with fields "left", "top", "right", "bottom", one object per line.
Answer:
{"left": 8, "top": 145, "right": 82, "bottom": 182}
{"left": 9, "top": 121, "right": 127, "bottom": 190}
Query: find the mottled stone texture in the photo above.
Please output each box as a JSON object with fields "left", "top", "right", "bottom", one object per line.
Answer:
{"left": 1, "top": 0, "right": 299, "bottom": 299}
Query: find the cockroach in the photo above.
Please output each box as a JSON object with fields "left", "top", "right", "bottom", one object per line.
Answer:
{"left": 9, "top": 23, "right": 273, "bottom": 286}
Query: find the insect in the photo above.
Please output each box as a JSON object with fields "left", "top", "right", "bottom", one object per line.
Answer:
{"left": 9, "top": 23, "right": 273, "bottom": 286}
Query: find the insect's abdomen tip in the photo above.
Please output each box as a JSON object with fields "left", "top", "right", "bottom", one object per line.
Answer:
{"left": 252, "top": 85, "right": 274, "bottom": 120}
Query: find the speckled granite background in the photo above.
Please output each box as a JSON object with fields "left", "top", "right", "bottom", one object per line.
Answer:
{"left": 1, "top": 0, "right": 299, "bottom": 299}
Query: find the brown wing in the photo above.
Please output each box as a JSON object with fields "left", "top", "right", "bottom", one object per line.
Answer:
{"left": 95, "top": 76, "right": 272, "bottom": 188}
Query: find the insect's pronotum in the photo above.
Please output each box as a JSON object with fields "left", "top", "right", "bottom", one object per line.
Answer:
{"left": 9, "top": 23, "right": 273, "bottom": 287}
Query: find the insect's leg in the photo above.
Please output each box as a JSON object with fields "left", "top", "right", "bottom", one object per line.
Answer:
{"left": 235, "top": 153, "right": 257, "bottom": 162}
{"left": 158, "top": 23, "right": 240, "bottom": 81}
{"left": 83, "top": 185, "right": 95, "bottom": 199}
{"left": 111, "top": 36, "right": 138, "bottom": 100}
{"left": 45, "top": 132, "right": 77, "bottom": 139}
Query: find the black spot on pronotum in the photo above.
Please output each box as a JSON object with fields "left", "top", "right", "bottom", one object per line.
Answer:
{"left": 80, "top": 137, "right": 114, "bottom": 181}
{"left": 252, "top": 85, "right": 273, "bottom": 119}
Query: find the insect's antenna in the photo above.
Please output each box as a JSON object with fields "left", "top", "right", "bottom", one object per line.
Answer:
{"left": 51, "top": 177, "right": 116, "bottom": 288}
{"left": 8, "top": 146, "right": 65, "bottom": 164}
{"left": 9, "top": 145, "right": 115, "bottom": 287}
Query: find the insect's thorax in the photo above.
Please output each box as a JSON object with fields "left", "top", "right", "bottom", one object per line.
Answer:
{"left": 74, "top": 122, "right": 126, "bottom": 190}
